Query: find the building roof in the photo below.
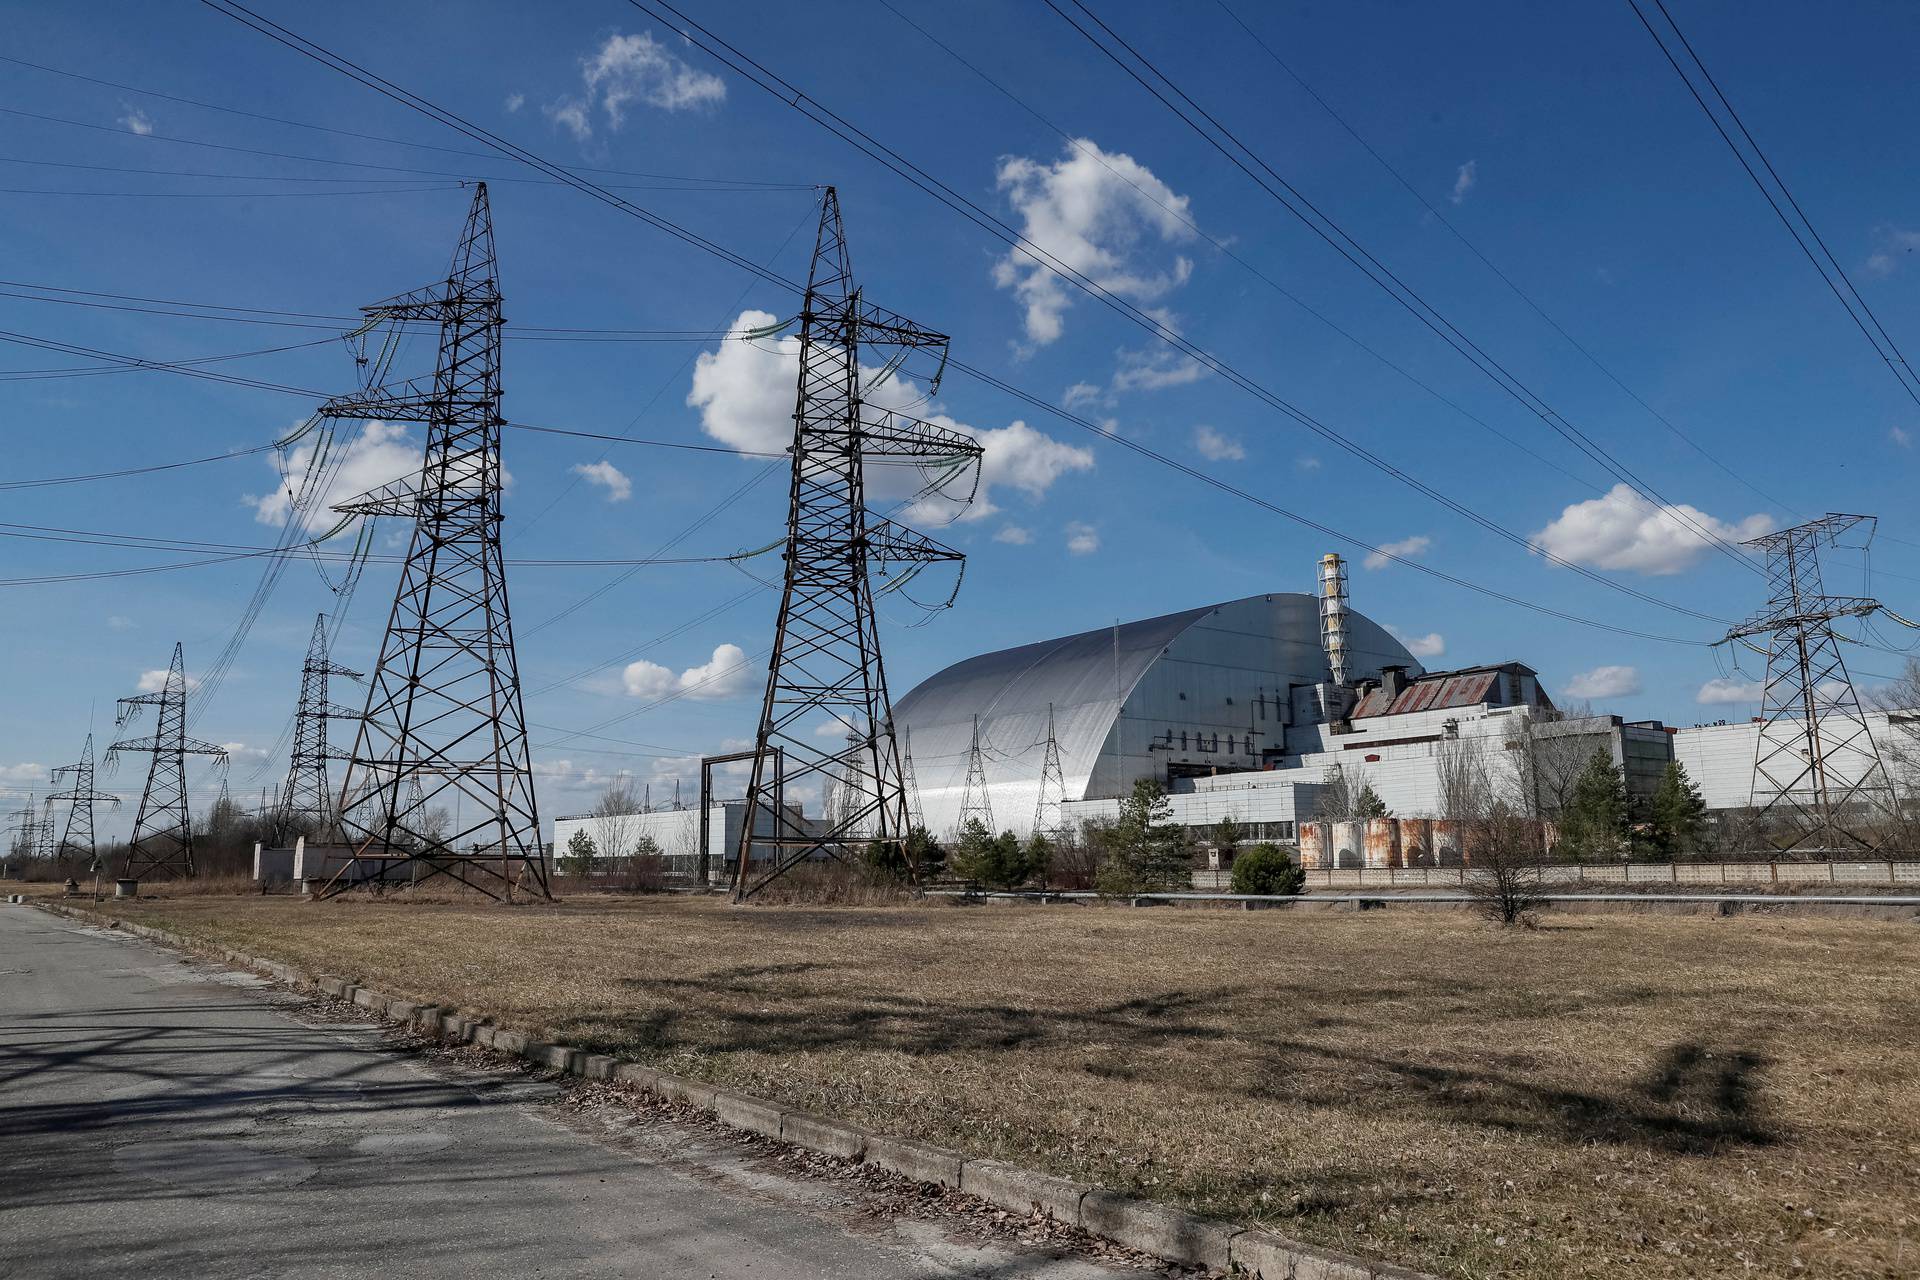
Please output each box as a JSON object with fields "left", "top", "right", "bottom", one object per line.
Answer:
{"left": 893, "top": 593, "right": 1419, "bottom": 834}
{"left": 1348, "top": 662, "right": 1548, "bottom": 719}
{"left": 893, "top": 603, "right": 1218, "bottom": 820}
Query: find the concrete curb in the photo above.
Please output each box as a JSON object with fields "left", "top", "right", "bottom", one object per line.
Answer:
{"left": 31, "top": 901, "right": 1430, "bottom": 1279}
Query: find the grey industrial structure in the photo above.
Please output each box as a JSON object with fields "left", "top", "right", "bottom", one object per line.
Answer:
{"left": 549, "top": 558, "right": 1920, "bottom": 873}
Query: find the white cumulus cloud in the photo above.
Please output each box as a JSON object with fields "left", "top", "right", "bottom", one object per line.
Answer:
{"left": 688, "top": 310, "right": 1092, "bottom": 523}
{"left": 623, "top": 643, "right": 754, "bottom": 702}
{"left": 1564, "top": 665, "right": 1642, "bottom": 700}
{"left": 1697, "top": 677, "right": 1763, "bottom": 705}
{"left": 571, "top": 460, "right": 632, "bottom": 502}
{"left": 1110, "top": 344, "right": 1208, "bottom": 393}
{"left": 992, "top": 139, "right": 1196, "bottom": 346}
{"left": 504, "top": 93, "right": 525, "bottom": 113}
{"left": 1363, "top": 535, "right": 1431, "bottom": 571}
{"left": 1450, "top": 159, "right": 1477, "bottom": 205}
{"left": 1191, "top": 424, "right": 1245, "bottom": 462}
{"left": 1531, "top": 484, "right": 1770, "bottom": 576}
{"left": 136, "top": 668, "right": 199, "bottom": 694}
{"left": 1065, "top": 521, "right": 1100, "bottom": 555}
{"left": 246, "top": 420, "right": 422, "bottom": 532}
{"left": 107, "top": 615, "right": 135, "bottom": 631}
{"left": 547, "top": 31, "right": 724, "bottom": 141}
{"left": 121, "top": 109, "right": 154, "bottom": 136}
{"left": 1865, "top": 225, "right": 1920, "bottom": 277}
{"left": 993, "top": 525, "right": 1032, "bottom": 545}
{"left": 1388, "top": 627, "right": 1446, "bottom": 659}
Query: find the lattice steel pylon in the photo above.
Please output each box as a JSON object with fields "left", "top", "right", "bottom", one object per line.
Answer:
{"left": 4, "top": 795, "right": 36, "bottom": 863}
{"left": 275, "top": 612, "right": 362, "bottom": 844}
{"left": 899, "top": 724, "right": 925, "bottom": 832}
{"left": 49, "top": 734, "right": 118, "bottom": 867}
{"left": 317, "top": 183, "right": 547, "bottom": 901}
{"left": 1033, "top": 703, "right": 1067, "bottom": 839}
{"left": 1718, "top": 514, "right": 1898, "bottom": 854}
{"left": 957, "top": 715, "right": 994, "bottom": 835}
{"left": 109, "top": 643, "right": 228, "bottom": 880}
{"left": 732, "top": 188, "right": 982, "bottom": 899}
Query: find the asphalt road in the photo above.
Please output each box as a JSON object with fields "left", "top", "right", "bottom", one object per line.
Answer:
{"left": 0, "top": 904, "right": 1128, "bottom": 1279}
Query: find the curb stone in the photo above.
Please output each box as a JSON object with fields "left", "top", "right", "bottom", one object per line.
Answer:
{"left": 1080, "top": 1189, "right": 1241, "bottom": 1271}
{"left": 28, "top": 901, "right": 1432, "bottom": 1280}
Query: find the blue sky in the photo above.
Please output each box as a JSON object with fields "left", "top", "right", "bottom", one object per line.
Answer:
{"left": 3, "top": 1, "right": 1917, "bottom": 836}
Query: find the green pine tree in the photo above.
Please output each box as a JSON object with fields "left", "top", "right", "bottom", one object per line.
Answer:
{"left": 1648, "top": 761, "right": 1708, "bottom": 861}
{"left": 1097, "top": 780, "right": 1193, "bottom": 894}
{"left": 1354, "top": 783, "right": 1392, "bottom": 818}
{"left": 562, "top": 829, "right": 599, "bottom": 877}
{"left": 1558, "top": 748, "right": 1628, "bottom": 861}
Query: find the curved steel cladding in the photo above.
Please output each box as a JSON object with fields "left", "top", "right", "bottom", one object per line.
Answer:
{"left": 893, "top": 593, "right": 1420, "bottom": 838}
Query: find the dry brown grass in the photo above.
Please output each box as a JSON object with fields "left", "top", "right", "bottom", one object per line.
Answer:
{"left": 57, "top": 891, "right": 1920, "bottom": 1279}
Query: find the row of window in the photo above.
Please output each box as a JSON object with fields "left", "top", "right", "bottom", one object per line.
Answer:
{"left": 1184, "top": 820, "right": 1295, "bottom": 842}
{"left": 1155, "top": 729, "right": 1257, "bottom": 755}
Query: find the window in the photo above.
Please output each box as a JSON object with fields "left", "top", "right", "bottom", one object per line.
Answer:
{"left": 1179, "top": 731, "right": 1188, "bottom": 750}
{"left": 1227, "top": 734, "right": 1238, "bottom": 755}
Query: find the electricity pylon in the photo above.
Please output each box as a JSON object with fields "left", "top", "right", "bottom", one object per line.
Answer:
{"left": 899, "top": 724, "right": 925, "bottom": 832}
{"left": 275, "top": 613, "right": 361, "bottom": 843}
{"left": 109, "top": 643, "right": 228, "bottom": 880}
{"left": 733, "top": 188, "right": 982, "bottom": 899}
{"left": 318, "top": 183, "right": 547, "bottom": 901}
{"left": 1718, "top": 513, "right": 1900, "bottom": 854}
{"left": 50, "top": 735, "right": 118, "bottom": 867}
{"left": 958, "top": 714, "right": 994, "bottom": 835}
{"left": 1033, "top": 703, "right": 1067, "bottom": 839}
{"left": 4, "top": 795, "right": 37, "bottom": 863}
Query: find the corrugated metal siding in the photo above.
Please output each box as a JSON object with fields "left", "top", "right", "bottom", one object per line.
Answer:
{"left": 896, "top": 593, "right": 1420, "bottom": 837}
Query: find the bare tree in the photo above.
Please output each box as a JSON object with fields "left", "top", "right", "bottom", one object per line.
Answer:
{"left": 1464, "top": 800, "right": 1547, "bottom": 925}
{"left": 1436, "top": 736, "right": 1494, "bottom": 825}
{"left": 589, "top": 781, "right": 643, "bottom": 870}
{"left": 1317, "top": 763, "right": 1357, "bottom": 820}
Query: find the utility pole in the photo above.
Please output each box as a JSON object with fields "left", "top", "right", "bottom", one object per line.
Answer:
{"left": 108, "top": 643, "right": 228, "bottom": 880}
{"left": 958, "top": 715, "right": 994, "bottom": 835}
{"left": 1033, "top": 703, "right": 1067, "bottom": 839}
{"left": 49, "top": 735, "right": 117, "bottom": 869}
{"left": 1718, "top": 514, "right": 1901, "bottom": 854}
{"left": 318, "top": 184, "right": 547, "bottom": 901}
{"left": 276, "top": 613, "right": 362, "bottom": 844}
{"left": 732, "top": 188, "right": 982, "bottom": 899}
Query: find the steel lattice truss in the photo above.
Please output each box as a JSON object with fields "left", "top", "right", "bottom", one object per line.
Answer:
{"left": 109, "top": 643, "right": 227, "bottom": 880}
{"left": 734, "top": 189, "right": 982, "bottom": 899}
{"left": 317, "top": 184, "right": 547, "bottom": 901}
{"left": 1721, "top": 514, "right": 1896, "bottom": 854}
{"left": 1033, "top": 703, "right": 1067, "bottom": 840}
{"left": 275, "top": 612, "right": 362, "bottom": 844}
{"left": 957, "top": 714, "right": 994, "bottom": 835}
{"left": 49, "top": 734, "right": 118, "bottom": 868}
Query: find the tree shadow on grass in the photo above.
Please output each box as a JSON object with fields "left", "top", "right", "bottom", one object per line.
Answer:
{"left": 581, "top": 966, "right": 1775, "bottom": 1156}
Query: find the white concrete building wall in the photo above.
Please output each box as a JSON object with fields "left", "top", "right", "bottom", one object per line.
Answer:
{"left": 1671, "top": 712, "right": 1907, "bottom": 811}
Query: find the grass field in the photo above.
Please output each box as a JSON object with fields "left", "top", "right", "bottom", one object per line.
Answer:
{"left": 45, "top": 891, "right": 1920, "bottom": 1278}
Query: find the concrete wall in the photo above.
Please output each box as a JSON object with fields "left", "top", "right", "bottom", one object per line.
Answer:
{"left": 1671, "top": 712, "right": 1908, "bottom": 811}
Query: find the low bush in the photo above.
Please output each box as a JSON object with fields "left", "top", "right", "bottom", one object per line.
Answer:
{"left": 1229, "top": 842, "right": 1305, "bottom": 896}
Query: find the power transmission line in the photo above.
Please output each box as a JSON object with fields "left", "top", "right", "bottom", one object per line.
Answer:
{"left": 195, "top": 0, "right": 1737, "bottom": 647}
{"left": 1627, "top": 0, "right": 1920, "bottom": 412}
{"left": 1211, "top": 0, "right": 1804, "bottom": 520}
{"left": 0, "top": 52, "right": 817, "bottom": 189}
{"left": 1044, "top": 0, "right": 1761, "bottom": 578}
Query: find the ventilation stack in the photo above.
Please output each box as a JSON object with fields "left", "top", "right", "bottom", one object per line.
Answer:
{"left": 1317, "top": 553, "right": 1350, "bottom": 687}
